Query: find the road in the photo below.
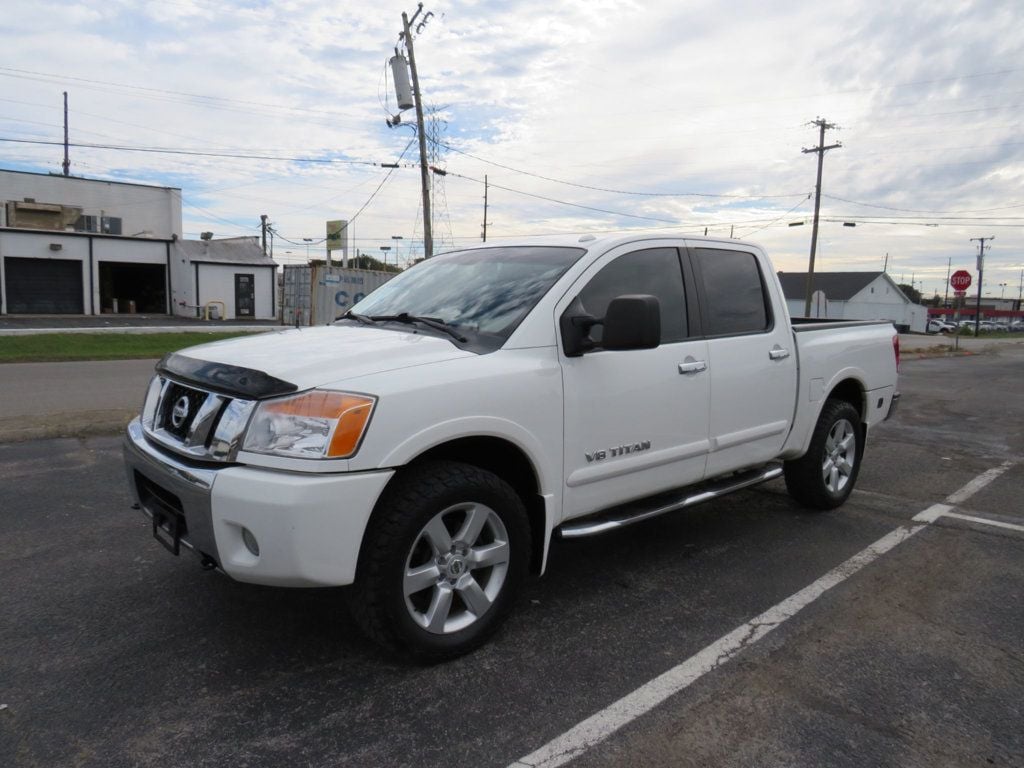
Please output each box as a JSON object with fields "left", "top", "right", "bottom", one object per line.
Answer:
{"left": 1, "top": 348, "right": 1022, "bottom": 767}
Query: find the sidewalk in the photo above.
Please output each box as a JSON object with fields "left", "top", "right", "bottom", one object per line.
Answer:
{"left": 0, "top": 358, "right": 157, "bottom": 442}
{"left": 898, "top": 332, "right": 1024, "bottom": 356}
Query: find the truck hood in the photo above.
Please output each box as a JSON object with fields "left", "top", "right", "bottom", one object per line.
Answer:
{"left": 176, "top": 325, "right": 475, "bottom": 393}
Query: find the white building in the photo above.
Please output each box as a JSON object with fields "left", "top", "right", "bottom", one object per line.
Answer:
{"left": 0, "top": 168, "right": 276, "bottom": 319}
{"left": 777, "top": 271, "right": 927, "bottom": 333}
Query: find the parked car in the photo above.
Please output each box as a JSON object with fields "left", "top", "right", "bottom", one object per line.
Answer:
{"left": 123, "top": 234, "right": 901, "bottom": 660}
{"left": 927, "top": 318, "right": 956, "bottom": 333}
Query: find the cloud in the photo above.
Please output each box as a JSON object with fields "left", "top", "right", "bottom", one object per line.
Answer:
{"left": 1, "top": 0, "right": 1021, "bottom": 289}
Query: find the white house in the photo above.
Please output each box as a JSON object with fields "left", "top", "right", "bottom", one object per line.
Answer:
{"left": 777, "top": 271, "right": 927, "bottom": 333}
{"left": 0, "top": 168, "right": 276, "bottom": 319}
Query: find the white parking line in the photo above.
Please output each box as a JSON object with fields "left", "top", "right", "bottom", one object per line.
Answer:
{"left": 944, "top": 461, "right": 1014, "bottom": 505}
{"left": 508, "top": 462, "right": 1018, "bottom": 768}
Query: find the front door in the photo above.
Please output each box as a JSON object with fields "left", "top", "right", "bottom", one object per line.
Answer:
{"left": 559, "top": 245, "right": 711, "bottom": 521}
{"left": 235, "top": 273, "right": 255, "bottom": 318}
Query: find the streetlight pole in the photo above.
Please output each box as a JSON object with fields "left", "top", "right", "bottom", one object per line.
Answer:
{"left": 391, "top": 235, "right": 404, "bottom": 269}
{"left": 379, "top": 246, "right": 391, "bottom": 269}
{"left": 302, "top": 237, "right": 313, "bottom": 262}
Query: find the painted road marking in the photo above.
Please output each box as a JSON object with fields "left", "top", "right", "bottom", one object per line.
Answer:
{"left": 944, "top": 461, "right": 1014, "bottom": 505}
{"left": 508, "top": 462, "right": 1017, "bottom": 768}
{"left": 914, "top": 507, "right": 1024, "bottom": 533}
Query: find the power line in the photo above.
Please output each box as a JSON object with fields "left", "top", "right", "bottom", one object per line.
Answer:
{"left": 430, "top": 137, "right": 806, "bottom": 200}
{"left": 447, "top": 171, "right": 681, "bottom": 224}
{"left": 0, "top": 136, "right": 392, "bottom": 166}
{"left": 822, "top": 194, "right": 1024, "bottom": 215}
{"left": 0, "top": 66, "right": 366, "bottom": 122}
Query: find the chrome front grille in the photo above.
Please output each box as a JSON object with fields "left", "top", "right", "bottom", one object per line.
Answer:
{"left": 159, "top": 382, "right": 212, "bottom": 440}
{"left": 143, "top": 376, "right": 256, "bottom": 462}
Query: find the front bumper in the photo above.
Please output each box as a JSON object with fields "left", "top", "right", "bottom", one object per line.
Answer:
{"left": 123, "top": 418, "right": 394, "bottom": 587}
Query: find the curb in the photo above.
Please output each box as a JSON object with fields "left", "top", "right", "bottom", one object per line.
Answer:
{"left": 0, "top": 326, "right": 280, "bottom": 337}
{"left": 0, "top": 411, "right": 134, "bottom": 443}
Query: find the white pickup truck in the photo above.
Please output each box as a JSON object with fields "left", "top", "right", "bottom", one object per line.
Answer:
{"left": 124, "top": 234, "right": 899, "bottom": 660}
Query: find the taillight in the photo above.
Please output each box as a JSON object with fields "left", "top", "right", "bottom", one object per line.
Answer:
{"left": 893, "top": 334, "right": 900, "bottom": 372}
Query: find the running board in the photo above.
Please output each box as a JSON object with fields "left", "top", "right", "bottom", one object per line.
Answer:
{"left": 559, "top": 464, "right": 784, "bottom": 539}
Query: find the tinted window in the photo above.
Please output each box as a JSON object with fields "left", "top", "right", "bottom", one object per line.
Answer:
{"left": 694, "top": 248, "right": 770, "bottom": 335}
{"left": 577, "top": 248, "right": 687, "bottom": 343}
{"left": 351, "top": 246, "right": 585, "bottom": 350}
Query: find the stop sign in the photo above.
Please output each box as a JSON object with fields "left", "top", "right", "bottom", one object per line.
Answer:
{"left": 950, "top": 270, "right": 972, "bottom": 291}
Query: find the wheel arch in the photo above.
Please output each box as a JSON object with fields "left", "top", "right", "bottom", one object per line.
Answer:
{"left": 781, "top": 373, "right": 868, "bottom": 459}
{"left": 825, "top": 376, "right": 866, "bottom": 420}
{"left": 362, "top": 436, "right": 551, "bottom": 577}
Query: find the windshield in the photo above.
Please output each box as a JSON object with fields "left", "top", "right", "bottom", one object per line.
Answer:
{"left": 347, "top": 246, "right": 586, "bottom": 351}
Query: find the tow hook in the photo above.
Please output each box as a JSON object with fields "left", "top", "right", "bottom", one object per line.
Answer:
{"left": 200, "top": 555, "right": 218, "bottom": 571}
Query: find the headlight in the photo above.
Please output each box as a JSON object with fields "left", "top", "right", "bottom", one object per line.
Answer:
{"left": 242, "top": 390, "right": 377, "bottom": 459}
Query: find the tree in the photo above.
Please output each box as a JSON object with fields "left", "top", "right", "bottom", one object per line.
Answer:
{"left": 309, "top": 256, "right": 401, "bottom": 273}
{"left": 897, "top": 283, "right": 922, "bottom": 304}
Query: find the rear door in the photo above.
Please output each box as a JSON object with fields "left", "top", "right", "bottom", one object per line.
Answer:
{"left": 559, "top": 244, "right": 710, "bottom": 520}
{"left": 687, "top": 244, "right": 797, "bottom": 477}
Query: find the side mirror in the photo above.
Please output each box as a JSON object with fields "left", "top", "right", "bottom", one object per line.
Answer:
{"left": 602, "top": 294, "right": 661, "bottom": 350}
{"left": 560, "top": 294, "right": 661, "bottom": 357}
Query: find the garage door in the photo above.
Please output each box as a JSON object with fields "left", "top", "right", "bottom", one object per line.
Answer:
{"left": 4, "top": 257, "right": 84, "bottom": 314}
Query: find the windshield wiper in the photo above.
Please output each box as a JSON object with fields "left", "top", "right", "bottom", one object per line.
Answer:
{"left": 369, "top": 312, "right": 468, "bottom": 343}
{"left": 337, "top": 310, "right": 378, "bottom": 326}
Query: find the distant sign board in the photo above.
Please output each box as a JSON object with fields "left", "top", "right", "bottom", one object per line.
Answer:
{"left": 950, "top": 270, "right": 972, "bottom": 291}
{"left": 326, "top": 219, "right": 347, "bottom": 253}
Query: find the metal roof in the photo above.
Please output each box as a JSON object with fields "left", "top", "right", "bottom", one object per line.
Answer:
{"left": 177, "top": 237, "right": 277, "bottom": 266}
{"left": 776, "top": 271, "right": 887, "bottom": 301}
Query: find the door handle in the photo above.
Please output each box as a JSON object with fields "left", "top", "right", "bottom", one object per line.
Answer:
{"left": 769, "top": 347, "right": 790, "bottom": 360}
{"left": 678, "top": 360, "right": 708, "bottom": 374}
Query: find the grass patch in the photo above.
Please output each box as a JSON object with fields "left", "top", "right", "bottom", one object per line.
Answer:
{"left": 0, "top": 332, "right": 261, "bottom": 363}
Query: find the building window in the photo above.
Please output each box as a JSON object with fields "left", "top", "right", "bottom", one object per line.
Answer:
{"left": 74, "top": 215, "right": 123, "bottom": 235}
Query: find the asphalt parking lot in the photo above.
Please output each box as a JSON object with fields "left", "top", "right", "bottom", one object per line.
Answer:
{"left": 1, "top": 346, "right": 1022, "bottom": 767}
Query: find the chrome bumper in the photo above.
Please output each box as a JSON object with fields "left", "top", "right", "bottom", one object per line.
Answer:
{"left": 123, "top": 418, "right": 221, "bottom": 565}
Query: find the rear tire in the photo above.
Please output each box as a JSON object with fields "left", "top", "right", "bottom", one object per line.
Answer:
{"left": 784, "top": 399, "right": 863, "bottom": 510}
{"left": 349, "top": 461, "right": 530, "bottom": 662}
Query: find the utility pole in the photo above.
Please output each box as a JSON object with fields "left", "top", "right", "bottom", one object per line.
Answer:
{"left": 883, "top": 252, "right": 889, "bottom": 273}
{"left": 970, "top": 236, "right": 993, "bottom": 336}
{"left": 482, "top": 174, "right": 488, "bottom": 242}
{"left": 261, "top": 215, "right": 269, "bottom": 255}
{"left": 401, "top": 6, "right": 432, "bottom": 259}
{"left": 62, "top": 91, "right": 70, "bottom": 176}
{"left": 802, "top": 118, "right": 841, "bottom": 316}
{"left": 944, "top": 256, "right": 951, "bottom": 308}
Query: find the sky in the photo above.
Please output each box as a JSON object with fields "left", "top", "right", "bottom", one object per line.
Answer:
{"left": 2, "top": 0, "right": 1023, "bottom": 301}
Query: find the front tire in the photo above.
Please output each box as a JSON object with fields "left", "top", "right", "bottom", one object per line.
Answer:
{"left": 784, "top": 399, "right": 863, "bottom": 510}
{"left": 349, "top": 461, "right": 531, "bottom": 662}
